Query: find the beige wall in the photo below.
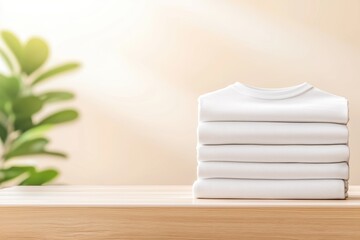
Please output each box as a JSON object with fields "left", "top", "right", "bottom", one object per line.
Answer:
{"left": 0, "top": 0, "right": 359, "bottom": 184}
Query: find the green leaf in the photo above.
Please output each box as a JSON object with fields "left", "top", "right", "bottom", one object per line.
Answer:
{"left": 11, "top": 125, "right": 53, "bottom": 150}
{"left": 14, "top": 117, "right": 33, "bottom": 132}
{"left": 0, "top": 166, "right": 36, "bottom": 184}
{"left": 0, "top": 47, "right": 14, "bottom": 72}
{"left": 12, "top": 96, "right": 43, "bottom": 119}
{"left": 20, "top": 169, "right": 58, "bottom": 185}
{"left": 39, "top": 91, "right": 75, "bottom": 104}
{"left": 32, "top": 62, "right": 80, "bottom": 86}
{"left": 0, "top": 123, "right": 7, "bottom": 143}
{"left": 5, "top": 137, "right": 49, "bottom": 160}
{"left": 38, "top": 109, "right": 78, "bottom": 125}
{"left": 22, "top": 37, "right": 49, "bottom": 75}
{"left": 1, "top": 31, "right": 23, "bottom": 68}
{"left": 0, "top": 75, "right": 20, "bottom": 101}
{"left": 5, "top": 136, "right": 67, "bottom": 160}
{"left": 40, "top": 151, "right": 67, "bottom": 158}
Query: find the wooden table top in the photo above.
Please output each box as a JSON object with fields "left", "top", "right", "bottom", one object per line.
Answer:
{"left": 1, "top": 185, "right": 359, "bottom": 240}
{"left": 0, "top": 185, "right": 359, "bottom": 207}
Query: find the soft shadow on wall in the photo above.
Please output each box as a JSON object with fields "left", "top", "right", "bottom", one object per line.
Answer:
{"left": 0, "top": 0, "right": 359, "bottom": 184}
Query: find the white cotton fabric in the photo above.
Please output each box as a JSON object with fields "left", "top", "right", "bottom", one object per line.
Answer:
{"left": 198, "top": 122, "right": 348, "bottom": 145}
{"left": 197, "top": 162, "right": 349, "bottom": 180}
{"left": 194, "top": 82, "right": 350, "bottom": 199}
{"left": 193, "top": 179, "right": 346, "bottom": 199}
{"left": 199, "top": 82, "right": 348, "bottom": 124}
{"left": 197, "top": 145, "right": 349, "bottom": 163}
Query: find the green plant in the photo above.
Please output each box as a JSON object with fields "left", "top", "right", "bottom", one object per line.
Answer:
{"left": 0, "top": 31, "right": 80, "bottom": 186}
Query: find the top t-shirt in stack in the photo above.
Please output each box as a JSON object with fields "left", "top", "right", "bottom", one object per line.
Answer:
{"left": 199, "top": 82, "right": 348, "bottom": 124}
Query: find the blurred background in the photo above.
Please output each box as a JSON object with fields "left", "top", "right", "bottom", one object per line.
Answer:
{"left": 0, "top": 0, "right": 359, "bottom": 185}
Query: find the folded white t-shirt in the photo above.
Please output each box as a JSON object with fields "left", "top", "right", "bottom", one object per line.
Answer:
{"left": 198, "top": 162, "right": 349, "bottom": 180}
{"left": 198, "top": 122, "right": 348, "bottom": 145}
{"left": 198, "top": 145, "right": 349, "bottom": 163}
{"left": 193, "top": 179, "right": 346, "bottom": 199}
{"left": 199, "top": 82, "right": 348, "bottom": 124}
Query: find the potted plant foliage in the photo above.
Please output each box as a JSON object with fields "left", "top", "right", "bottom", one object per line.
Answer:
{"left": 0, "top": 31, "right": 80, "bottom": 186}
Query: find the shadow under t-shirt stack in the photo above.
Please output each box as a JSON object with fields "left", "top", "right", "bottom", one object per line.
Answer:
{"left": 193, "top": 82, "right": 349, "bottom": 199}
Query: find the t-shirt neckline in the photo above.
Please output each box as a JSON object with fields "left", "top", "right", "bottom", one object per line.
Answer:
{"left": 232, "top": 82, "right": 313, "bottom": 100}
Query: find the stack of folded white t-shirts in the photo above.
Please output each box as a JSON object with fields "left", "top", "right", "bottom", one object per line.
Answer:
{"left": 193, "top": 82, "right": 349, "bottom": 199}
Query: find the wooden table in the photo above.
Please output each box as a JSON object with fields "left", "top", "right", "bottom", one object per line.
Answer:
{"left": 0, "top": 185, "right": 359, "bottom": 240}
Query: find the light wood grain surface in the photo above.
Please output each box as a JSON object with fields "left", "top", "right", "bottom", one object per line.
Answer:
{"left": 0, "top": 185, "right": 359, "bottom": 239}
{"left": 0, "top": 185, "right": 359, "bottom": 207}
